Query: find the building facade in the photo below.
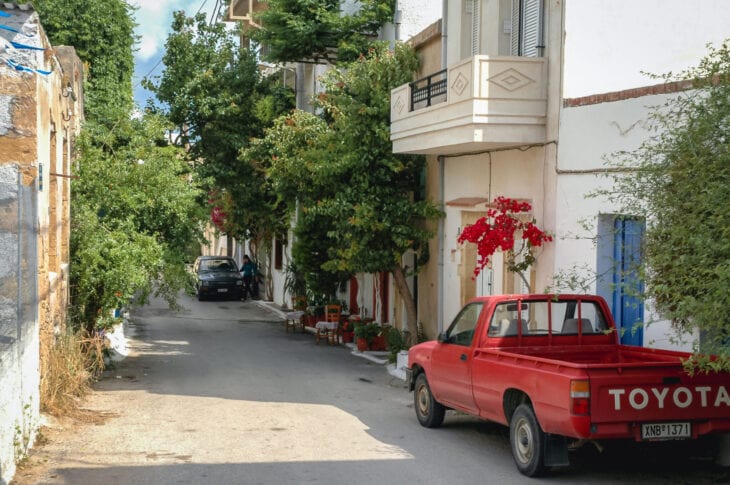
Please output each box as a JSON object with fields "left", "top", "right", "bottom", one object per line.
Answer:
{"left": 0, "top": 5, "right": 83, "bottom": 483}
{"left": 391, "top": 0, "right": 730, "bottom": 346}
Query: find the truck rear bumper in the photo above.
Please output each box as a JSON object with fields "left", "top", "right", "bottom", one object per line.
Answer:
{"left": 588, "top": 418, "right": 730, "bottom": 441}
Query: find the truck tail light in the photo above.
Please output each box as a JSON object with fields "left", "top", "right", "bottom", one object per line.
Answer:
{"left": 570, "top": 380, "right": 590, "bottom": 415}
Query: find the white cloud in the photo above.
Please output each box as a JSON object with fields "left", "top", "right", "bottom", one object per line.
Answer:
{"left": 130, "top": 0, "right": 212, "bottom": 62}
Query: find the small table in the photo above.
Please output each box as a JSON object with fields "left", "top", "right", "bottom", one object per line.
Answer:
{"left": 285, "top": 311, "right": 305, "bottom": 333}
{"left": 315, "top": 320, "right": 339, "bottom": 345}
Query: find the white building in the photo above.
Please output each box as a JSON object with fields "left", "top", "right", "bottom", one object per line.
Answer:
{"left": 391, "top": 0, "right": 730, "bottom": 347}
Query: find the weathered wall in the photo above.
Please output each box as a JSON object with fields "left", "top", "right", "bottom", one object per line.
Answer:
{"left": 0, "top": 5, "right": 82, "bottom": 484}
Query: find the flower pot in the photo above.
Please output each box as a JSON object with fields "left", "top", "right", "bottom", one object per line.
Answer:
{"left": 356, "top": 337, "right": 369, "bottom": 351}
{"left": 371, "top": 335, "right": 387, "bottom": 351}
{"left": 342, "top": 331, "right": 354, "bottom": 343}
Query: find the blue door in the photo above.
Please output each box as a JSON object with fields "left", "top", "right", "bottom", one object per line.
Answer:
{"left": 597, "top": 215, "right": 645, "bottom": 346}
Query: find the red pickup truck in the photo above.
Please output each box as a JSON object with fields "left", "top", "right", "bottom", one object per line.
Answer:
{"left": 406, "top": 294, "right": 730, "bottom": 477}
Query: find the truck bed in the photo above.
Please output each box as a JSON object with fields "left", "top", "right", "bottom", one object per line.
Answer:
{"left": 486, "top": 344, "right": 687, "bottom": 369}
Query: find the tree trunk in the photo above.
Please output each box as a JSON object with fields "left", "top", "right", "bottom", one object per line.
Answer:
{"left": 392, "top": 265, "right": 418, "bottom": 347}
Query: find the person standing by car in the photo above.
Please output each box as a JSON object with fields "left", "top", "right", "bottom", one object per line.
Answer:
{"left": 240, "top": 255, "right": 256, "bottom": 300}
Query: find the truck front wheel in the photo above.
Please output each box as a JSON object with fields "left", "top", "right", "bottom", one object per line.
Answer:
{"left": 414, "top": 373, "right": 445, "bottom": 428}
{"left": 509, "top": 404, "right": 546, "bottom": 477}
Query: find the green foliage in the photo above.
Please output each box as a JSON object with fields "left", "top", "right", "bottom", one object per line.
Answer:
{"left": 144, "top": 11, "right": 295, "bottom": 243}
{"left": 353, "top": 321, "right": 380, "bottom": 343}
{"left": 260, "top": 43, "right": 441, "bottom": 344}
{"left": 310, "top": 43, "right": 442, "bottom": 276}
{"left": 251, "top": 0, "right": 394, "bottom": 63}
{"left": 292, "top": 209, "right": 351, "bottom": 305}
{"left": 598, "top": 41, "right": 730, "bottom": 371}
{"left": 386, "top": 327, "right": 408, "bottom": 363}
{"left": 32, "top": 1, "right": 207, "bottom": 331}
{"left": 32, "top": 0, "right": 136, "bottom": 123}
{"left": 70, "top": 114, "right": 207, "bottom": 330}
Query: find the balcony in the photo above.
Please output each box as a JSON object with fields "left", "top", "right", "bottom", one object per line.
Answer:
{"left": 226, "top": 0, "right": 266, "bottom": 29}
{"left": 390, "top": 56, "right": 547, "bottom": 155}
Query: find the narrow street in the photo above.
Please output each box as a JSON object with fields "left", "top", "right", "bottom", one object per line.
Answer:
{"left": 13, "top": 294, "right": 728, "bottom": 484}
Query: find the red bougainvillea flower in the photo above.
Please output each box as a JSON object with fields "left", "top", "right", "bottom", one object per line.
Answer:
{"left": 458, "top": 197, "right": 552, "bottom": 277}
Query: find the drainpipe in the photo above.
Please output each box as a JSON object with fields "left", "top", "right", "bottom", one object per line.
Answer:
{"left": 438, "top": 155, "right": 445, "bottom": 334}
{"left": 394, "top": 0, "right": 401, "bottom": 42}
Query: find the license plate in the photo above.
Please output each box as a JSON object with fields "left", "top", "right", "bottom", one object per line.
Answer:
{"left": 641, "top": 422, "right": 691, "bottom": 440}
{"left": 217, "top": 288, "right": 228, "bottom": 293}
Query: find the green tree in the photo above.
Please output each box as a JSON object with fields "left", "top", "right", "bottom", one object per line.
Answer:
{"left": 267, "top": 43, "right": 441, "bottom": 343}
{"left": 70, "top": 114, "right": 207, "bottom": 331}
{"left": 250, "top": 0, "right": 394, "bottom": 64}
{"left": 599, "top": 41, "right": 730, "bottom": 371}
{"left": 32, "top": 0, "right": 136, "bottom": 123}
{"left": 144, "top": 11, "right": 294, "bottom": 248}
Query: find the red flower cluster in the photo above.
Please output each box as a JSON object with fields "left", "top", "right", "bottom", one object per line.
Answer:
{"left": 457, "top": 197, "right": 552, "bottom": 277}
{"left": 211, "top": 206, "right": 227, "bottom": 233}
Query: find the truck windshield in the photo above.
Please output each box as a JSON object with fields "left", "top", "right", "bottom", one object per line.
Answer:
{"left": 488, "top": 300, "right": 608, "bottom": 337}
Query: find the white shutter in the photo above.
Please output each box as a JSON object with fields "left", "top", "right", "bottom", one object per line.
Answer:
{"left": 521, "top": 0, "right": 541, "bottom": 57}
{"left": 510, "top": 0, "right": 542, "bottom": 57}
{"left": 510, "top": 0, "right": 520, "bottom": 56}
{"left": 471, "top": 0, "right": 481, "bottom": 55}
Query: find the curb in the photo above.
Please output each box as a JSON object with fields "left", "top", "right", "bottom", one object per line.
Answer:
{"left": 254, "top": 300, "right": 407, "bottom": 381}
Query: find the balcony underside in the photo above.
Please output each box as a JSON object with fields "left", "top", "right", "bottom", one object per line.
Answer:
{"left": 390, "top": 56, "right": 547, "bottom": 155}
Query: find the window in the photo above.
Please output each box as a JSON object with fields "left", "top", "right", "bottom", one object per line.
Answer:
{"left": 489, "top": 299, "right": 609, "bottom": 336}
{"left": 446, "top": 302, "right": 483, "bottom": 346}
{"left": 510, "top": 0, "right": 543, "bottom": 57}
{"left": 274, "top": 237, "right": 283, "bottom": 270}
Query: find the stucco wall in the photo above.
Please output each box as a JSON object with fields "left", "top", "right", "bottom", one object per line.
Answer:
{"left": 439, "top": 147, "right": 547, "bottom": 326}
{"left": 0, "top": 6, "right": 81, "bottom": 483}
{"left": 0, "top": 164, "right": 40, "bottom": 485}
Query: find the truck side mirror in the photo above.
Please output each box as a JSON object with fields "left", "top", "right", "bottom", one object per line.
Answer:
{"left": 437, "top": 332, "right": 449, "bottom": 343}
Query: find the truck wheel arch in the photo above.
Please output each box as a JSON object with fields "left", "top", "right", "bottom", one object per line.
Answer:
{"left": 503, "top": 388, "right": 532, "bottom": 423}
{"left": 409, "top": 364, "right": 424, "bottom": 392}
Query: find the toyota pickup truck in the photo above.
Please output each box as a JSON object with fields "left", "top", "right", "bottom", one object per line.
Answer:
{"left": 406, "top": 294, "right": 730, "bottom": 477}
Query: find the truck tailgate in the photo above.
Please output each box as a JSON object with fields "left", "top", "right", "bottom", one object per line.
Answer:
{"left": 587, "top": 364, "right": 730, "bottom": 439}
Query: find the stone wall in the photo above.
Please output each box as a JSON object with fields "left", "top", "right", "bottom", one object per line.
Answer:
{"left": 0, "top": 4, "right": 82, "bottom": 484}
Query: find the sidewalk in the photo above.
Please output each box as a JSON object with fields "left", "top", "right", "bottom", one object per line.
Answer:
{"left": 254, "top": 299, "right": 407, "bottom": 381}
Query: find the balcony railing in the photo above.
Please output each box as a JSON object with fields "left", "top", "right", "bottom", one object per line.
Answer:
{"left": 391, "top": 55, "right": 548, "bottom": 155}
{"left": 410, "top": 69, "right": 447, "bottom": 111}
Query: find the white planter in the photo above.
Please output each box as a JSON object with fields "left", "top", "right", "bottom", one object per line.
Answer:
{"left": 396, "top": 350, "right": 409, "bottom": 370}
{"left": 104, "top": 321, "right": 128, "bottom": 363}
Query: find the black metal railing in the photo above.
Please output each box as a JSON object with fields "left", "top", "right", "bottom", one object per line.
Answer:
{"left": 409, "top": 69, "right": 447, "bottom": 111}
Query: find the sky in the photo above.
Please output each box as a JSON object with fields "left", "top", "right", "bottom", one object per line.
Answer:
{"left": 130, "top": 0, "right": 222, "bottom": 107}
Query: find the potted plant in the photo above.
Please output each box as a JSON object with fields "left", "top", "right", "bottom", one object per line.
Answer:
{"left": 283, "top": 261, "right": 308, "bottom": 309}
{"left": 386, "top": 327, "right": 409, "bottom": 363}
{"left": 371, "top": 324, "right": 390, "bottom": 351}
{"left": 354, "top": 322, "right": 379, "bottom": 351}
{"left": 340, "top": 320, "right": 355, "bottom": 343}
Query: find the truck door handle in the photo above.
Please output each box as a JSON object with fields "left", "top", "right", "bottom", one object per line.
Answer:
{"left": 460, "top": 353, "right": 467, "bottom": 361}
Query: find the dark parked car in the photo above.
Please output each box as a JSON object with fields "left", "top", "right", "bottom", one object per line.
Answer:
{"left": 193, "top": 256, "right": 243, "bottom": 301}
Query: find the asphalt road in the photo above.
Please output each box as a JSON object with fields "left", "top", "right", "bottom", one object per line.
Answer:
{"left": 13, "top": 293, "right": 729, "bottom": 484}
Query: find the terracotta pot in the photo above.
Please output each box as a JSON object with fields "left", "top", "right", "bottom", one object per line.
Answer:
{"left": 356, "top": 337, "right": 369, "bottom": 351}
{"left": 342, "top": 331, "right": 354, "bottom": 343}
{"left": 371, "top": 335, "right": 387, "bottom": 351}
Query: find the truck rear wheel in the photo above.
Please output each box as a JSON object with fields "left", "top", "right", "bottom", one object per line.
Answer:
{"left": 509, "top": 404, "right": 546, "bottom": 477}
{"left": 414, "top": 373, "right": 445, "bottom": 428}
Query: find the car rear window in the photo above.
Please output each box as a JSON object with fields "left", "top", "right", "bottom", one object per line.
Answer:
{"left": 199, "top": 259, "right": 238, "bottom": 272}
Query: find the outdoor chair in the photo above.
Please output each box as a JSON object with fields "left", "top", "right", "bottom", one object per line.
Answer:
{"left": 315, "top": 304, "right": 342, "bottom": 345}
